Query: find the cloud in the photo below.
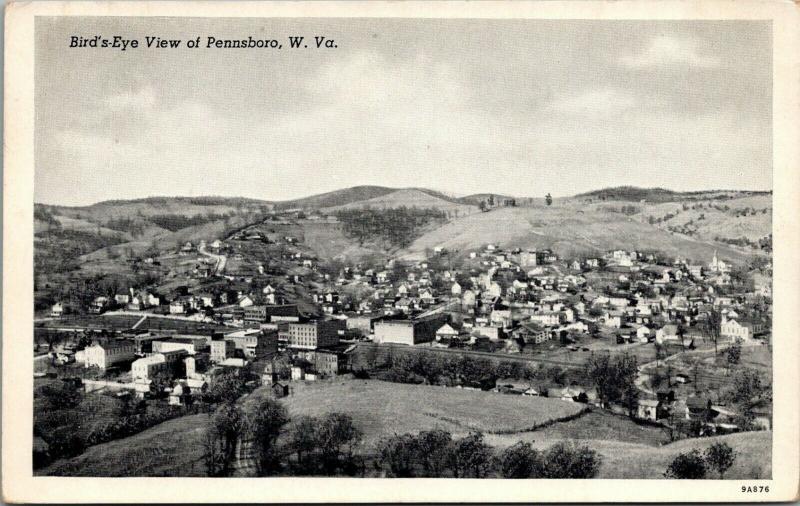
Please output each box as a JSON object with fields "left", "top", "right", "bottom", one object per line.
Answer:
{"left": 105, "top": 85, "right": 157, "bottom": 112}
{"left": 549, "top": 88, "right": 636, "bottom": 117}
{"left": 620, "top": 35, "right": 720, "bottom": 68}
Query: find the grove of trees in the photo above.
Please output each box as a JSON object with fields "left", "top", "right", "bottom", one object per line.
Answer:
{"left": 335, "top": 207, "right": 448, "bottom": 248}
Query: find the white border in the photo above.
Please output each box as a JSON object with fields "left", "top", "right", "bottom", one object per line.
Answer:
{"left": 4, "top": 1, "right": 799, "bottom": 503}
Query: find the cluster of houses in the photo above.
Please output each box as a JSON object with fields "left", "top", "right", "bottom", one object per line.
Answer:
{"left": 45, "top": 221, "right": 771, "bottom": 433}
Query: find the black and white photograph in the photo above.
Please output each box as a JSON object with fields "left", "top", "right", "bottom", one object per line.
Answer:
{"left": 4, "top": 1, "right": 799, "bottom": 503}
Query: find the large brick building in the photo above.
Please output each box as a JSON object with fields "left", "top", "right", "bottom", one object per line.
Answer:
{"left": 288, "top": 320, "right": 345, "bottom": 350}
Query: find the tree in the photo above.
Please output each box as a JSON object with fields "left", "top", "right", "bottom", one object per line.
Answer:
{"left": 204, "top": 402, "right": 244, "bottom": 476}
{"left": 664, "top": 449, "right": 707, "bottom": 479}
{"left": 726, "top": 338, "right": 742, "bottom": 366}
{"left": 415, "top": 429, "right": 453, "bottom": 477}
{"left": 245, "top": 397, "right": 289, "bottom": 475}
{"left": 479, "top": 201, "right": 488, "bottom": 212}
{"left": 316, "top": 413, "right": 362, "bottom": 475}
{"left": 495, "top": 441, "right": 542, "bottom": 478}
{"left": 705, "top": 442, "right": 737, "bottom": 479}
{"left": 541, "top": 442, "right": 601, "bottom": 478}
{"left": 448, "top": 432, "right": 492, "bottom": 478}
{"left": 586, "top": 352, "right": 638, "bottom": 412}
{"left": 289, "top": 415, "right": 319, "bottom": 473}
{"left": 488, "top": 195, "right": 495, "bottom": 206}
{"left": 202, "top": 369, "right": 246, "bottom": 404}
{"left": 376, "top": 433, "right": 419, "bottom": 477}
{"left": 728, "top": 368, "right": 768, "bottom": 404}
{"left": 545, "top": 193, "right": 553, "bottom": 206}
{"left": 700, "top": 309, "right": 723, "bottom": 355}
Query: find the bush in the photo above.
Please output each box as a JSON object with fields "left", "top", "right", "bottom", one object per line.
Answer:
{"left": 665, "top": 449, "right": 707, "bottom": 479}
{"left": 540, "top": 441, "right": 602, "bottom": 478}
{"left": 705, "top": 442, "right": 737, "bottom": 479}
{"left": 495, "top": 441, "right": 542, "bottom": 478}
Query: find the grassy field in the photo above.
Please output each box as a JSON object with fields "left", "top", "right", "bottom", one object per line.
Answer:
{"left": 39, "top": 413, "right": 210, "bottom": 477}
{"left": 402, "top": 205, "right": 757, "bottom": 264}
{"left": 591, "top": 430, "right": 772, "bottom": 479}
{"left": 254, "top": 378, "right": 586, "bottom": 448}
{"left": 485, "top": 409, "right": 669, "bottom": 448}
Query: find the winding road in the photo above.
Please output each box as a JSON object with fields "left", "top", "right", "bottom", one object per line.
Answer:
{"left": 198, "top": 241, "right": 227, "bottom": 275}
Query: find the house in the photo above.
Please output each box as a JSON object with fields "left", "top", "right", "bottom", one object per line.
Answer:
{"left": 635, "top": 325, "right": 652, "bottom": 343}
{"left": 169, "top": 300, "right": 189, "bottom": 314}
{"left": 296, "top": 349, "right": 345, "bottom": 377}
{"left": 435, "top": 323, "right": 459, "bottom": 341}
{"left": 529, "top": 312, "right": 562, "bottom": 326}
{"left": 237, "top": 295, "right": 255, "bottom": 308}
{"left": 637, "top": 399, "right": 661, "bottom": 421}
{"left": 169, "top": 382, "right": 192, "bottom": 406}
{"left": 514, "top": 322, "right": 550, "bottom": 345}
{"left": 50, "top": 302, "right": 68, "bottom": 317}
{"left": 655, "top": 324, "right": 680, "bottom": 344}
{"left": 90, "top": 296, "right": 109, "bottom": 314}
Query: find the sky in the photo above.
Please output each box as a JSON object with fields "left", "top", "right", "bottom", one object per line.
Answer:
{"left": 35, "top": 18, "right": 772, "bottom": 206}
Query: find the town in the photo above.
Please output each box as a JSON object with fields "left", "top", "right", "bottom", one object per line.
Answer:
{"left": 33, "top": 189, "right": 773, "bottom": 479}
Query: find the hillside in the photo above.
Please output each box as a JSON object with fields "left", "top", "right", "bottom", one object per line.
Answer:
{"left": 576, "top": 186, "right": 771, "bottom": 204}
{"left": 277, "top": 186, "right": 396, "bottom": 210}
{"left": 34, "top": 186, "right": 771, "bottom": 272}
{"left": 401, "top": 204, "right": 761, "bottom": 264}
{"left": 39, "top": 381, "right": 771, "bottom": 479}
{"left": 325, "top": 188, "right": 477, "bottom": 217}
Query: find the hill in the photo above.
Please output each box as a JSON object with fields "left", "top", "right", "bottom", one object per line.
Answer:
{"left": 401, "top": 204, "right": 761, "bottom": 264}
{"left": 276, "top": 186, "right": 396, "bottom": 210}
{"left": 325, "top": 188, "right": 477, "bottom": 217}
{"left": 575, "top": 186, "right": 771, "bottom": 203}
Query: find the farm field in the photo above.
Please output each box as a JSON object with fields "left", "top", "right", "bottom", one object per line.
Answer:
{"left": 253, "top": 378, "right": 586, "bottom": 447}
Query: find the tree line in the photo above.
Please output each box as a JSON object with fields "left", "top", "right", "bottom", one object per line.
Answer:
{"left": 202, "top": 395, "right": 602, "bottom": 478}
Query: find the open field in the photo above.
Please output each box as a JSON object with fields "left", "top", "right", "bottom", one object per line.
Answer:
{"left": 253, "top": 378, "right": 586, "bottom": 448}
{"left": 485, "top": 409, "right": 669, "bottom": 448}
{"left": 592, "top": 430, "right": 772, "bottom": 479}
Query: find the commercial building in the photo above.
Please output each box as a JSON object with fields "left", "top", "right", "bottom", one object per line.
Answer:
{"left": 288, "top": 320, "right": 345, "bottom": 350}
{"left": 373, "top": 314, "right": 448, "bottom": 346}
{"left": 210, "top": 337, "right": 235, "bottom": 363}
{"left": 84, "top": 340, "right": 136, "bottom": 370}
